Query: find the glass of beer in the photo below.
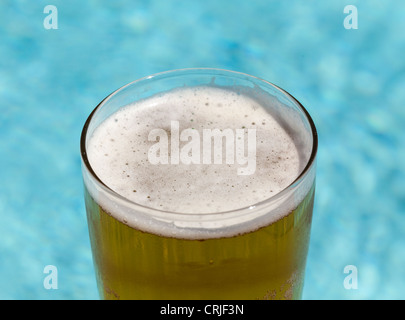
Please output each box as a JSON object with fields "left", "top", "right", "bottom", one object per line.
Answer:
{"left": 80, "top": 68, "right": 317, "bottom": 300}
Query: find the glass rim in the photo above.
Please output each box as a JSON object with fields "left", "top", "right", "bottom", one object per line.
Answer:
{"left": 80, "top": 67, "right": 318, "bottom": 218}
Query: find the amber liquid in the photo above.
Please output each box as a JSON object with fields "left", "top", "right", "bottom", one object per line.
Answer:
{"left": 84, "top": 184, "right": 314, "bottom": 300}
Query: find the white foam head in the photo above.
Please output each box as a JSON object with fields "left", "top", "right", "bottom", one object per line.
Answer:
{"left": 83, "top": 85, "right": 315, "bottom": 239}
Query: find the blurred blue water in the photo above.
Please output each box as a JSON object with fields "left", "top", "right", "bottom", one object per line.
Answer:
{"left": 0, "top": 0, "right": 404, "bottom": 299}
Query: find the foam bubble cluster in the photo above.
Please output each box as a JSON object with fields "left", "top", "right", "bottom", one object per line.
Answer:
{"left": 87, "top": 86, "right": 302, "bottom": 215}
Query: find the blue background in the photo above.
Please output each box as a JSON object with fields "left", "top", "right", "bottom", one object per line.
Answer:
{"left": 1, "top": 0, "right": 404, "bottom": 299}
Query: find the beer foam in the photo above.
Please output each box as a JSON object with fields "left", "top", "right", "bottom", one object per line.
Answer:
{"left": 85, "top": 86, "right": 313, "bottom": 238}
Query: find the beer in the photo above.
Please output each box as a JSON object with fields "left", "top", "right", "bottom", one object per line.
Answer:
{"left": 81, "top": 69, "right": 317, "bottom": 300}
{"left": 84, "top": 186, "right": 314, "bottom": 300}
